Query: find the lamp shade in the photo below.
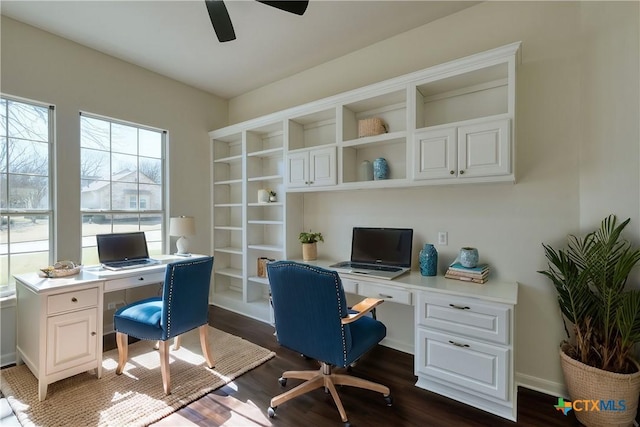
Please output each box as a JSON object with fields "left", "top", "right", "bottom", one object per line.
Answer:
{"left": 170, "top": 216, "right": 195, "bottom": 237}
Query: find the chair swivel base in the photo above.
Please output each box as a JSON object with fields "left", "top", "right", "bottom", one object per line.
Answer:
{"left": 267, "top": 361, "right": 392, "bottom": 424}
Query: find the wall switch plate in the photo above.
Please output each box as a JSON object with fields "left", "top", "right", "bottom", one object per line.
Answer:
{"left": 107, "top": 302, "right": 117, "bottom": 310}
{"left": 438, "top": 231, "right": 448, "bottom": 246}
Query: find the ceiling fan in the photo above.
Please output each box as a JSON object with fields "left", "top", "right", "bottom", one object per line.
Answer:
{"left": 205, "top": 0, "right": 309, "bottom": 42}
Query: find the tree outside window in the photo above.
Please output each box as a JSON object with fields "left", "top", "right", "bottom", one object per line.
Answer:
{"left": 0, "top": 96, "right": 53, "bottom": 294}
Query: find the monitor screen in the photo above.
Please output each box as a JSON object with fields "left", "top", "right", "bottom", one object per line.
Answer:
{"left": 96, "top": 232, "right": 150, "bottom": 263}
{"left": 350, "top": 227, "right": 413, "bottom": 267}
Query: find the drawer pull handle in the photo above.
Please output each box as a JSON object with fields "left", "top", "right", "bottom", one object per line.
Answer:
{"left": 449, "top": 340, "right": 470, "bottom": 348}
{"left": 138, "top": 277, "right": 145, "bottom": 281}
{"left": 449, "top": 304, "right": 470, "bottom": 310}
{"left": 71, "top": 297, "right": 78, "bottom": 303}
{"left": 379, "top": 293, "right": 393, "bottom": 299}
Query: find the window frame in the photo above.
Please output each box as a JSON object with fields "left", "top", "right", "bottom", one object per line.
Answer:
{"left": 0, "top": 94, "right": 55, "bottom": 296}
{"left": 79, "top": 112, "right": 167, "bottom": 264}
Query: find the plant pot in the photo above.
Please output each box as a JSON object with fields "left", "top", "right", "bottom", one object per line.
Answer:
{"left": 560, "top": 344, "right": 640, "bottom": 426}
{"left": 302, "top": 243, "right": 317, "bottom": 261}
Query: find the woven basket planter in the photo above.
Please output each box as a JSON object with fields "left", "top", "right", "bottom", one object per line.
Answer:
{"left": 560, "top": 344, "right": 640, "bottom": 426}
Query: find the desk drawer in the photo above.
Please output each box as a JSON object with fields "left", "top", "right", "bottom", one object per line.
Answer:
{"left": 416, "top": 328, "right": 509, "bottom": 401}
{"left": 104, "top": 272, "right": 165, "bottom": 293}
{"left": 417, "top": 293, "right": 510, "bottom": 345}
{"left": 48, "top": 287, "right": 99, "bottom": 315}
{"left": 358, "top": 282, "right": 411, "bottom": 305}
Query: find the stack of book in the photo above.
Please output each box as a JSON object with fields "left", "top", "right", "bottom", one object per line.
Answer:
{"left": 445, "top": 262, "right": 490, "bottom": 284}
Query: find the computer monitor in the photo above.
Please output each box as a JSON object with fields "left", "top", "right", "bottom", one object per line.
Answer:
{"left": 350, "top": 227, "right": 413, "bottom": 267}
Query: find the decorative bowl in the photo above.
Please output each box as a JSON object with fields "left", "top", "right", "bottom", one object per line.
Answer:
{"left": 40, "top": 261, "right": 82, "bottom": 278}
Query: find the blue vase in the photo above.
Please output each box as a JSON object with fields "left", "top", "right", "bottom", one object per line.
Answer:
{"left": 459, "top": 247, "right": 479, "bottom": 268}
{"left": 419, "top": 243, "right": 438, "bottom": 276}
{"left": 373, "top": 157, "right": 389, "bottom": 180}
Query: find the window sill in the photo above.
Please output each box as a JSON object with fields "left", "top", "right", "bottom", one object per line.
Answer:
{"left": 0, "top": 294, "right": 17, "bottom": 309}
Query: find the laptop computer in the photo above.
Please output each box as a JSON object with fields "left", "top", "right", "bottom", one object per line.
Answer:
{"left": 329, "top": 227, "right": 413, "bottom": 280}
{"left": 96, "top": 231, "right": 159, "bottom": 270}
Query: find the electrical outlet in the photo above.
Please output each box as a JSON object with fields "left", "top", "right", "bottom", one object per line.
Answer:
{"left": 107, "top": 302, "right": 117, "bottom": 310}
{"left": 438, "top": 231, "right": 448, "bottom": 246}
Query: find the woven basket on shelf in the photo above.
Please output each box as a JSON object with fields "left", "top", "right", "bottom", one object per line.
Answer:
{"left": 560, "top": 344, "right": 640, "bottom": 426}
{"left": 358, "top": 117, "right": 387, "bottom": 137}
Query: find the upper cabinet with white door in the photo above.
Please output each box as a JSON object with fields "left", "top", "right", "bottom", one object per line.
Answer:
{"left": 412, "top": 45, "right": 517, "bottom": 184}
{"left": 286, "top": 108, "right": 338, "bottom": 189}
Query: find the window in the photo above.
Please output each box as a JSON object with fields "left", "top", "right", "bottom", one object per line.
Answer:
{"left": 0, "top": 96, "right": 54, "bottom": 295}
{"left": 80, "top": 113, "right": 166, "bottom": 265}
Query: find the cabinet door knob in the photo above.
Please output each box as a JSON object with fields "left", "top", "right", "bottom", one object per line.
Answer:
{"left": 449, "top": 304, "right": 470, "bottom": 310}
{"left": 138, "top": 277, "right": 144, "bottom": 281}
{"left": 91, "top": 332, "right": 97, "bottom": 336}
{"left": 459, "top": 170, "right": 465, "bottom": 175}
{"left": 449, "top": 170, "right": 455, "bottom": 175}
{"left": 71, "top": 297, "right": 78, "bottom": 303}
{"left": 449, "top": 340, "right": 470, "bottom": 348}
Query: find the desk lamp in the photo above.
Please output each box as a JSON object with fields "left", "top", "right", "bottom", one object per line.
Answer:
{"left": 170, "top": 216, "right": 196, "bottom": 256}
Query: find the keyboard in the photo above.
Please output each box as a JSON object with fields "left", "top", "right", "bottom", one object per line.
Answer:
{"left": 102, "top": 259, "right": 157, "bottom": 270}
{"left": 346, "top": 263, "right": 402, "bottom": 272}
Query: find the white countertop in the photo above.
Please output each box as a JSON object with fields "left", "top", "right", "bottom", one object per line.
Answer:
{"left": 295, "top": 259, "right": 518, "bottom": 305}
{"left": 14, "top": 254, "right": 208, "bottom": 294}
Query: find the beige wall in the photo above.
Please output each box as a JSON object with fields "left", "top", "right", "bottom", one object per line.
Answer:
{"left": 1, "top": 16, "right": 228, "bottom": 262}
{"left": 227, "top": 1, "right": 640, "bottom": 394}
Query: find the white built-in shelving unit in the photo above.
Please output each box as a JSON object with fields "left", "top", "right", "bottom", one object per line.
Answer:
{"left": 209, "top": 42, "right": 521, "bottom": 323}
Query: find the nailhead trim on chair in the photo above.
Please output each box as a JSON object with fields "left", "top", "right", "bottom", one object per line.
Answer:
{"left": 165, "top": 257, "right": 212, "bottom": 339}
{"left": 269, "top": 262, "right": 349, "bottom": 366}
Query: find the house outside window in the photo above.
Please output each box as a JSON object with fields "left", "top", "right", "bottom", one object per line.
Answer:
{"left": 0, "top": 96, "right": 54, "bottom": 296}
{"left": 80, "top": 113, "right": 166, "bottom": 265}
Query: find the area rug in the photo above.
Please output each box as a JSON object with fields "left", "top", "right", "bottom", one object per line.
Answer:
{"left": 0, "top": 326, "right": 275, "bottom": 427}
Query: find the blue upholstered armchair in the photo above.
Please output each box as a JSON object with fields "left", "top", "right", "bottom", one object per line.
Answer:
{"left": 114, "top": 256, "right": 214, "bottom": 394}
{"left": 266, "top": 261, "right": 392, "bottom": 425}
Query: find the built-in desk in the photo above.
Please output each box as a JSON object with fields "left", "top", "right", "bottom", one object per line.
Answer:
{"left": 297, "top": 260, "right": 519, "bottom": 421}
{"left": 14, "top": 254, "right": 205, "bottom": 401}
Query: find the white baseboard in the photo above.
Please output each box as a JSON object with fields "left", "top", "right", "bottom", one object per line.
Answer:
{"left": 380, "top": 337, "right": 413, "bottom": 355}
{"left": 516, "top": 372, "right": 568, "bottom": 399}
{"left": 103, "top": 323, "right": 115, "bottom": 335}
{"left": 1, "top": 352, "right": 16, "bottom": 368}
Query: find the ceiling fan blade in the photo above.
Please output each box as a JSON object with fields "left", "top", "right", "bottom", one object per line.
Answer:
{"left": 205, "top": 0, "right": 236, "bottom": 42}
{"left": 257, "top": 1, "right": 309, "bottom": 16}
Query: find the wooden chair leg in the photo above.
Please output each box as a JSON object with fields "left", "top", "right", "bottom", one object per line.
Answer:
{"left": 324, "top": 377, "right": 348, "bottom": 423}
{"left": 159, "top": 340, "right": 171, "bottom": 394}
{"left": 199, "top": 325, "right": 215, "bottom": 368}
{"left": 115, "top": 332, "right": 128, "bottom": 375}
{"left": 270, "top": 373, "right": 324, "bottom": 408}
{"left": 173, "top": 336, "right": 181, "bottom": 350}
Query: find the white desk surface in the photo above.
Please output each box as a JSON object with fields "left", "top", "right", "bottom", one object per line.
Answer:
{"left": 297, "top": 259, "right": 518, "bottom": 305}
{"left": 14, "top": 254, "right": 207, "bottom": 294}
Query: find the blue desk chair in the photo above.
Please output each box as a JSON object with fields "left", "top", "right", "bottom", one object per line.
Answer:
{"left": 266, "top": 261, "right": 392, "bottom": 426}
{"left": 114, "top": 256, "right": 214, "bottom": 395}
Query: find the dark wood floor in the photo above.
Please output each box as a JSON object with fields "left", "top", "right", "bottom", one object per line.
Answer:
{"left": 135, "top": 306, "right": 582, "bottom": 427}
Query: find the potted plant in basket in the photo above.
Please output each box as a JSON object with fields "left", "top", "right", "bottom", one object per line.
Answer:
{"left": 539, "top": 215, "right": 640, "bottom": 426}
{"left": 299, "top": 231, "right": 323, "bottom": 261}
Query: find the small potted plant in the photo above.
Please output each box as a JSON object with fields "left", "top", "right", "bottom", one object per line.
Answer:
{"left": 299, "top": 231, "right": 323, "bottom": 261}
